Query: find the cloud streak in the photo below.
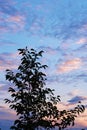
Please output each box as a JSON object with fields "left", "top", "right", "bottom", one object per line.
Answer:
{"left": 0, "top": 52, "right": 19, "bottom": 71}
{"left": 58, "top": 58, "right": 82, "bottom": 73}
{"left": 68, "top": 96, "right": 87, "bottom": 104}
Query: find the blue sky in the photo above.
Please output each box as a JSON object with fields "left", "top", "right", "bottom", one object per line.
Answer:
{"left": 0, "top": 0, "right": 87, "bottom": 129}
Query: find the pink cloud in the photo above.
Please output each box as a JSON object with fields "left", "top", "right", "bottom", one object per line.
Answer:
{"left": 76, "top": 38, "right": 87, "bottom": 44}
{"left": 54, "top": 102, "right": 87, "bottom": 128}
{"left": 0, "top": 105, "right": 17, "bottom": 120}
{"left": 81, "top": 24, "right": 87, "bottom": 31}
{"left": 56, "top": 102, "right": 87, "bottom": 127}
{"left": 0, "top": 12, "right": 26, "bottom": 33}
{"left": 58, "top": 58, "right": 82, "bottom": 73}
{"left": 0, "top": 52, "right": 19, "bottom": 71}
{"left": 7, "top": 15, "right": 25, "bottom": 23}
{"left": 0, "top": 26, "right": 9, "bottom": 33}
{"left": 0, "top": 62, "right": 17, "bottom": 71}
{"left": 78, "top": 23, "right": 87, "bottom": 35}
{"left": 75, "top": 109, "right": 87, "bottom": 127}
{"left": 6, "top": 15, "right": 25, "bottom": 31}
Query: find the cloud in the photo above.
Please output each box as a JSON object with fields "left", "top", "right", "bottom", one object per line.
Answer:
{"left": 0, "top": 26, "right": 9, "bottom": 33}
{"left": 0, "top": 101, "right": 16, "bottom": 120}
{"left": 38, "top": 46, "right": 60, "bottom": 55}
{"left": 68, "top": 96, "right": 87, "bottom": 104}
{"left": 55, "top": 101, "right": 87, "bottom": 127}
{"left": 56, "top": 101, "right": 87, "bottom": 127}
{"left": 0, "top": 106, "right": 5, "bottom": 108}
{"left": 6, "top": 15, "right": 26, "bottom": 32}
{"left": 1, "top": 0, "right": 87, "bottom": 38}
{"left": 0, "top": 108, "right": 16, "bottom": 120}
{"left": 76, "top": 38, "right": 87, "bottom": 44}
{"left": 0, "top": 0, "right": 26, "bottom": 33}
{"left": 77, "top": 43, "right": 87, "bottom": 52}
{"left": 28, "top": 16, "right": 45, "bottom": 36}
{"left": 68, "top": 89, "right": 83, "bottom": 97}
{"left": 79, "top": 22, "right": 87, "bottom": 33}
{"left": 75, "top": 109, "right": 87, "bottom": 127}
{"left": 0, "top": 14, "right": 26, "bottom": 33}
{"left": 0, "top": 0, "right": 17, "bottom": 16}
{"left": 0, "top": 40, "right": 16, "bottom": 46}
{"left": 0, "top": 80, "right": 12, "bottom": 92}
{"left": 0, "top": 52, "right": 19, "bottom": 71}
{"left": 58, "top": 58, "right": 82, "bottom": 73}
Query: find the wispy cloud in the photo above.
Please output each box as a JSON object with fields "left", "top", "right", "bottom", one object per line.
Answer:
{"left": 56, "top": 101, "right": 87, "bottom": 127}
{"left": 0, "top": 0, "right": 26, "bottom": 33}
{"left": 76, "top": 38, "right": 87, "bottom": 44}
{"left": 0, "top": 106, "right": 16, "bottom": 120}
{"left": 58, "top": 58, "right": 82, "bottom": 73}
{"left": 0, "top": 0, "right": 17, "bottom": 16}
{"left": 75, "top": 109, "right": 87, "bottom": 127}
{"left": 0, "top": 14, "right": 26, "bottom": 33}
{"left": 0, "top": 52, "right": 19, "bottom": 71}
{"left": 68, "top": 96, "right": 87, "bottom": 104}
{"left": 6, "top": 15, "right": 26, "bottom": 32}
{"left": 0, "top": 40, "right": 16, "bottom": 46}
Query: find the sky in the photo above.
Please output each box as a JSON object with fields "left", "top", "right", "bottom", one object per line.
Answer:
{"left": 0, "top": 0, "right": 87, "bottom": 129}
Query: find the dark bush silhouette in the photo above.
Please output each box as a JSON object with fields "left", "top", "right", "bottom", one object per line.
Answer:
{"left": 5, "top": 47, "right": 85, "bottom": 130}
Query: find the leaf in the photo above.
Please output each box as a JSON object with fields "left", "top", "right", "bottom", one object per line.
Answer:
{"left": 10, "top": 126, "right": 17, "bottom": 129}
{"left": 14, "top": 119, "right": 21, "bottom": 125}
{"left": 38, "top": 50, "right": 44, "bottom": 56}
{"left": 8, "top": 87, "right": 15, "bottom": 92}
{"left": 4, "top": 99, "right": 11, "bottom": 103}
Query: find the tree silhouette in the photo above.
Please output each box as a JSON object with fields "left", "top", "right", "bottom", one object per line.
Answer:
{"left": 5, "top": 47, "right": 85, "bottom": 130}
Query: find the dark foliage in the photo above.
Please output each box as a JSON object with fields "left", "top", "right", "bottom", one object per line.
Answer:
{"left": 5, "top": 47, "right": 85, "bottom": 130}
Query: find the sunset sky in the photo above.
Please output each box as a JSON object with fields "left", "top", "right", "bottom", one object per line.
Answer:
{"left": 0, "top": 0, "right": 87, "bottom": 129}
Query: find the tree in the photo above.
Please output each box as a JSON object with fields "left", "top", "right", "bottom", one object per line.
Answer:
{"left": 5, "top": 47, "right": 85, "bottom": 130}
